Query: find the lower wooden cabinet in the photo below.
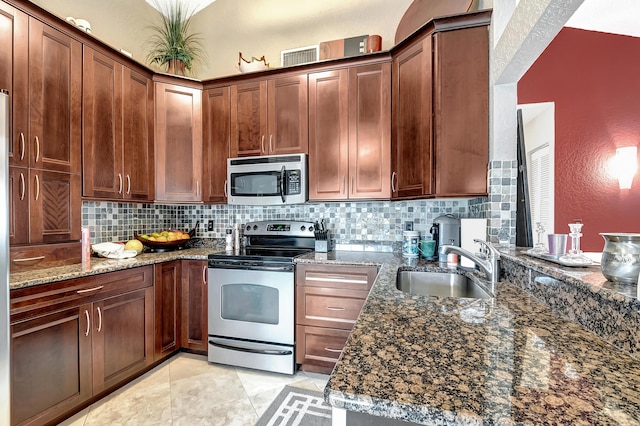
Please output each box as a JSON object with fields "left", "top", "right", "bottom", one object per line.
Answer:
{"left": 295, "top": 264, "right": 377, "bottom": 373}
{"left": 154, "top": 261, "right": 182, "bottom": 360}
{"left": 10, "top": 266, "right": 154, "bottom": 426}
{"left": 181, "top": 260, "right": 208, "bottom": 353}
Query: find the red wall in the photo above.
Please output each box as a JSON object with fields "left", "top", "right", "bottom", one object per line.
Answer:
{"left": 518, "top": 27, "right": 640, "bottom": 252}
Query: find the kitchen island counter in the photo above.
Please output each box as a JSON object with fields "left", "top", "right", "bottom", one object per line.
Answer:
{"left": 9, "top": 247, "right": 218, "bottom": 290}
{"left": 296, "top": 251, "right": 640, "bottom": 425}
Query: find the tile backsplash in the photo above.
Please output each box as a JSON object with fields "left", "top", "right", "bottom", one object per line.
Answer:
{"left": 83, "top": 198, "right": 486, "bottom": 247}
{"left": 82, "top": 162, "right": 518, "bottom": 248}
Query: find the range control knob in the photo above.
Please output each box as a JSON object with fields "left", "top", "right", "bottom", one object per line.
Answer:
{"left": 253, "top": 225, "right": 258, "bottom": 230}
{"left": 300, "top": 225, "right": 306, "bottom": 231}
{"left": 309, "top": 226, "right": 314, "bottom": 232}
{"left": 246, "top": 225, "right": 251, "bottom": 231}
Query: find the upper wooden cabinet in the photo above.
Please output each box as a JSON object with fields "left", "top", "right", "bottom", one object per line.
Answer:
{"left": 309, "top": 62, "right": 391, "bottom": 201}
{"left": 27, "top": 18, "right": 82, "bottom": 174}
{"left": 4, "top": 11, "right": 81, "bottom": 250}
{"left": 391, "top": 17, "right": 490, "bottom": 199}
{"left": 230, "top": 74, "right": 308, "bottom": 157}
{"left": 202, "top": 86, "right": 230, "bottom": 203}
{"left": 154, "top": 81, "right": 203, "bottom": 202}
{"left": 82, "top": 46, "right": 154, "bottom": 201}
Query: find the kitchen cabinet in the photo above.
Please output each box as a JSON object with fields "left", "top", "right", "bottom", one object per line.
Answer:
{"left": 308, "top": 62, "right": 391, "bottom": 200}
{"left": 181, "top": 260, "right": 208, "bottom": 353}
{"left": 230, "top": 73, "right": 308, "bottom": 157}
{"left": 10, "top": 266, "right": 154, "bottom": 426}
{"left": 154, "top": 81, "right": 203, "bottom": 202}
{"left": 295, "top": 264, "right": 377, "bottom": 373}
{"left": 154, "top": 261, "right": 182, "bottom": 360}
{"left": 83, "top": 46, "right": 154, "bottom": 201}
{"left": 5, "top": 9, "right": 82, "bottom": 268}
{"left": 202, "top": 86, "right": 230, "bottom": 203}
{"left": 391, "top": 19, "right": 490, "bottom": 199}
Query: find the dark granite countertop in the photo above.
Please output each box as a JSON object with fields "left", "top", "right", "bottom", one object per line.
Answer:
{"left": 296, "top": 251, "right": 640, "bottom": 425}
{"left": 9, "top": 247, "right": 217, "bottom": 290}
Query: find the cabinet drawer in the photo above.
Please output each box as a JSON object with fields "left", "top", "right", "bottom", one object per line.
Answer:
{"left": 296, "top": 325, "right": 350, "bottom": 373}
{"left": 10, "top": 266, "right": 154, "bottom": 321}
{"left": 296, "top": 264, "right": 377, "bottom": 291}
{"left": 296, "top": 286, "right": 368, "bottom": 329}
{"left": 10, "top": 242, "right": 81, "bottom": 273}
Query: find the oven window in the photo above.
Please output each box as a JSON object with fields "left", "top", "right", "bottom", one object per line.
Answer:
{"left": 220, "top": 284, "right": 279, "bottom": 325}
{"left": 231, "top": 172, "right": 280, "bottom": 197}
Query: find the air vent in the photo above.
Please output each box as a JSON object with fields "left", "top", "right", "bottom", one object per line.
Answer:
{"left": 280, "top": 45, "right": 319, "bottom": 67}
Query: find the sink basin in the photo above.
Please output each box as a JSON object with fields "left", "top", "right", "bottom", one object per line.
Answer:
{"left": 396, "top": 271, "right": 492, "bottom": 299}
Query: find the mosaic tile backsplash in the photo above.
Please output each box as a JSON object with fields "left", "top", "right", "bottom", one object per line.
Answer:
{"left": 83, "top": 199, "right": 485, "bottom": 246}
{"left": 82, "top": 160, "right": 518, "bottom": 248}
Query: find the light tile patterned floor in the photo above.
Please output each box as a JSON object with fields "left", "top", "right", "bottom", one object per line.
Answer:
{"left": 58, "top": 353, "right": 329, "bottom": 426}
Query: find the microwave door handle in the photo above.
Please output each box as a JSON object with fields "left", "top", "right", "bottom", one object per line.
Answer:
{"left": 280, "top": 165, "right": 286, "bottom": 203}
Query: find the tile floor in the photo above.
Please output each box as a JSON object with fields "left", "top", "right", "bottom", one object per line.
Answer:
{"left": 58, "top": 353, "right": 329, "bottom": 426}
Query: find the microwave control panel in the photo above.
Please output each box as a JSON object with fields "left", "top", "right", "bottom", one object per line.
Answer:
{"left": 286, "top": 170, "right": 301, "bottom": 195}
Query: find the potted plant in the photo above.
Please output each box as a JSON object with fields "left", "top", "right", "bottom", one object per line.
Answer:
{"left": 146, "top": 1, "right": 205, "bottom": 76}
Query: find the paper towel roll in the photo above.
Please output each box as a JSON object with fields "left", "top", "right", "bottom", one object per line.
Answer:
{"left": 460, "top": 219, "right": 487, "bottom": 267}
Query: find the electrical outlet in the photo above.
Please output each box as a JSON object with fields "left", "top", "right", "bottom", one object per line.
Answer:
{"left": 404, "top": 221, "right": 413, "bottom": 231}
{"left": 207, "top": 220, "right": 214, "bottom": 231}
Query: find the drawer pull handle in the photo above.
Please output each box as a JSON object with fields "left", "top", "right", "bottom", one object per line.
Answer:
{"left": 326, "top": 306, "right": 346, "bottom": 311}
{"left": 97, "top": 307, "right": 102, "bottom": 332}
{"left": 324, "top": 348, "right": 342, "bottom": 353}
{"left": 306, "top": 276, "right": 366, "bottom": 284}
{"left": 84, "top": 310, "right": 90, "bottom": 337}
{"left": 13, "top": 255, "right": 45, "bottom": 263}
{"left": 77, "top": 285, "right": 104, "bottom": 294}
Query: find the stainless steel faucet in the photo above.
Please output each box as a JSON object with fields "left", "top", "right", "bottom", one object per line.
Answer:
{"left": 439, "top": 239, "right": 501, "bottom": 284}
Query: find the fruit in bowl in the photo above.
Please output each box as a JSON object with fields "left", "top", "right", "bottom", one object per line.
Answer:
{"left": 139, "top": 230, "right": 190, "bottom": 243}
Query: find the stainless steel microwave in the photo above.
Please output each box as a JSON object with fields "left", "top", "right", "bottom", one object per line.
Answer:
{"left": 227, "top": 154, "right": 308, "bottom": 205}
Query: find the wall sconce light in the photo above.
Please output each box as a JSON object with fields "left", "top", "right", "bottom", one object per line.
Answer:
{"left": 615, "top": 146, "right": 637, "bottom": 189}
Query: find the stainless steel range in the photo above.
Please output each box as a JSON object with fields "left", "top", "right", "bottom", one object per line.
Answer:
{"left": 207, "top": 220, "right": 316, "bottom": 375}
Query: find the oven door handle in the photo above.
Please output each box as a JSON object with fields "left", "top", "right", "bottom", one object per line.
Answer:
{"left": 209, "top": 340, "right": 293, "bottom": 356}
{"left": 280, "top": 165, "right": 286, "bottom": 203}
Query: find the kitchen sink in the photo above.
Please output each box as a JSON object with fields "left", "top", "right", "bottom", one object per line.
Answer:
{"left": 396, "top": 271, "right": 492, "bottom": 299}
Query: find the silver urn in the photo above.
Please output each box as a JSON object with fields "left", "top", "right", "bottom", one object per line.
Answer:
{"left": 600, "top": 233, "right": 640, "bottom": 284}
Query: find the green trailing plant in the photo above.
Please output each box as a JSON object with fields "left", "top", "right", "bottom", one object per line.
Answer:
{"left": 145, "top": 1, "right": 205, "bottom": 74}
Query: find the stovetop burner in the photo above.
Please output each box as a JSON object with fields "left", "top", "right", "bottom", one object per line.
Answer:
{"left": 208, "top": 220, "right": 316, "bottom": 266}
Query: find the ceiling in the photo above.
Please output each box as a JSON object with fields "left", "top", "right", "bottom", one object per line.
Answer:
{"left": 565, "top": 0, "right": 640, "bottom": 38}
{"left": 26, "top": 0, "right": 640, "bottom": 80}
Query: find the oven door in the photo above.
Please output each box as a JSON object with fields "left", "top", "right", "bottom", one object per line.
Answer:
{"left": 208, "top": 266, "right": 294, "bottom": 345}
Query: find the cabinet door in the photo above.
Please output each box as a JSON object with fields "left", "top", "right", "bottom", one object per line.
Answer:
{"left": 154, "top": 82, "right": 202, "bottom": 202}
{"left": 203, "top": 86, "right": 230, "bottom": 202}
{"left": 181, "top": 260, "right": 208, "bottom": 353}
{"left": 308, "top": 69, "right": 349, "bottom": 200}
{"left": 391, "top": 36, "right": 433, "bottom": 199}
{"left": 28, "top": 18, "right": 81, "bottom": 174}
{"left": 9, "top": 167, "right": 29, "bottom": 245}
{"left": 267, "top": 74, "right": 308, "bottom": 155}
{"left": 433, "top": 27, "right": 489, "bottom": 196}
{"left": 28, "top": 169, "right": 81, "bottom": 244}
{"left": 154, "top": 261, "right": 182, "bottom": 360}
{"left": 0, "top": 3, "right": 29, "bottom": 168}
{"left": 230, "top": 80, "right": 267, "bottom": 157}
{"left": 295, "top": 325, "right": 350, "bottom": 374}
{"left": 92, "top": 287, "right": 154, "bottom": 393}
{"left": 82, "top": 47, "right": 124, "bottom": 199}
{"left": 10, "top": 304, "right": 92, "bottom": 426}
{"left": 123, "top": 67, "right": 154, "bottom": 201}
{"left": 348, "top": 63, "right": 391, "bottom": 199}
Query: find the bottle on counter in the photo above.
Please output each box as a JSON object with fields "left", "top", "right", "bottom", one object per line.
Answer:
{"left": 225, "top": 229, "right": 234, "bottom": 252}
{"left": 234, "top": 223, "right": 243, "bottom": 253}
